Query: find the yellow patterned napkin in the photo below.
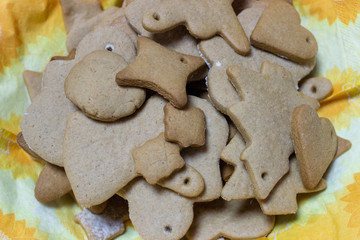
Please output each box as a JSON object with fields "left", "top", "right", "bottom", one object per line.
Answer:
{"left": 0, "top": 0, "right": 359, "bottom": 239}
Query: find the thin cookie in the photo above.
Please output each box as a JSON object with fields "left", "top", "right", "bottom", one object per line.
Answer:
{"left": 50, "top": 48, "right": 76, "bottom": 61}
{"left": 199, "top": 6, "right": 316, "bottom": 114}
{"left": 22, "top": 71, "right": 42, "bottom": 101}
{"left": 335, "top": 136, "right": 352, "bottom": 159}
{"left": 59, "top": 0, "right": 102, "bottom": 33}
{"left": 118, "top": 178, "right": 194, "bottom": 240}
{"left": 35, "top": 163, "right": 72, "bottom": 202}
{"left": 132, "top": 133, "right": 185, "bottom": 185}
{"left": 291, "top": 104, "right": 337, "bottom": 189}
{"left": 16, "top": 132, "right": 42, "bottom": 160}
{"left": 250, "top": 0, "right": 318, "bottom": 63}
{"left": 116, "top": 37, "right": 205, "bottom": 108}
{"left": 142, "top": 0, "right": 250, "bottom": 55}
{"left": 220, "top": 133, "right": 254, "bottom": 201}
{"left": 187, "top": 199, "right": 275, "bottom": 240}
{"left": 65, "top": 50, "right": 145, "bottom": 121}
{"left": 125, "top": 0, "right": 208, "bottom": 81}
{"left": 299, "top": 77, "right": 333, "bottom": 101}
{"left": 227, "top": 62, "right": 319, "bottom": 199}
{"left": 75, "top": 195, "right": 128, "bottom": 240}
{"left": 258, "top": 156, "right": 327, "bottom": 215}
{"left": 164, "top": 103, "right": 206, "bottom": 148}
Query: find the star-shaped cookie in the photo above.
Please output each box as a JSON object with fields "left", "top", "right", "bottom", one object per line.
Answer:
{"left": 142, "top": 0, "right": 250, "bottom": 55}
{"left": 132, "top": 133, "right": 185, "bottom": 185}
{"left": 116, "top": 37, "right": 205, "bottom": 108}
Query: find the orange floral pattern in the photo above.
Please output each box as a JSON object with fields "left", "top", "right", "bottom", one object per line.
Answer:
{"left": 341, "top": 173, "right": 360, "bottom": 236}
{"left": 318, "top": 66, "right": 360, "bottom": 130}
{"left": 0, "top": 209, "right": 37, "bottom": 239}
{"left": 297, "top": 0, "right": 360, "bottom": 25}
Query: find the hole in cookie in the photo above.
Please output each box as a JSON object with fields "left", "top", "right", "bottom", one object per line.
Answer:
{"left": 311, "top": 85, "right": 317, "bottom": 93}
{"left": 164, "top": 225, "right": 172, "bottom": 234}
{"left": 261, "top": 172, "right": 268, "bottom": 181}
{"left": 153, "top": 13, "right": 160, "bottom": 21}
{"left": 184, "top": 178, "right": 190, "bottom": 185}
{"left": 105, "top": 44, "right": 114, "bottom": 52}
{"left": 306, "top": 37, "right": 311, "bottom": 43}
{"left": 180, "top": 57, "right": 187, "bottom": 64}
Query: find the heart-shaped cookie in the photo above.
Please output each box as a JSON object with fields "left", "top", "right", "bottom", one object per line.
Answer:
{"left": 250, "top": 0, "right": 318, "bottom": 63}
{"left": 291, "top": 104, "right": 338, "bottom": 189}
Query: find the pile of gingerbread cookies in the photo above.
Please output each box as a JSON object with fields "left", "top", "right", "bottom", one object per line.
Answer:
{"left": 17, "top": 0, "right": 352, "bottom": 239}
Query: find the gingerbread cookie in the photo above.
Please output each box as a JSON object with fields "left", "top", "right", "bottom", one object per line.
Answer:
{"left": 164, "top": 103, "right": 205, "bottom": 148}
{"left": 250, "top": 0, "right": 318, "bottom": 63}
{"left": 199, "top": 6, "right": 316, "bottom": 114}
{"left": 299, "top": 77, "right": 333, "bottom": 101}
{"left": 187, "top": 199, "right": 275, "bottom": 240}
{"left": 227, "top": 62, "right": 319, "bottom": 199}
{"left": 65, "top": 50, "right": 145, "bottom": 121}
{"left": 63, "top": 95, "right": 167, "bottom": 207}
{"left": 335, "top": 136, "right": 352, "bottom": 159}
{"left": 59, "top": 0, "right": 102, "bottom": 33}
{"left": 220, "top": 133, "right": 254, "bottom": 201}
{"left": 22, "top": 71, "right": 42, "bottom": 101}
{"left": 182, "top": 96, "right": 228, "bottom": 202}
{"left": 258, "top": 156, "right": 327, "bottom": 215}
{"left": 16, "top": 132, "right": 42, "bottom": 160}
{"left": 75, "top": 195, "right": 128, "bottom": 240}
{"left": 291, "top": 104, "right": 337, "bottom": 189}
{"left": 35, "top": 163, "right": 72, "bottom": 202}
{"left": 132, "top": 133, "right": 184, "bottom": 185}
{"left": 158, "top": 165, "right": 205, "bottom": 198}
{"left": 88, "top": 201, "right": 108, "bottom": 215}
{"left": 142, "top": 0, "right": 250, "bottom": 55}
{"left": 50, "top": 48, "right": 76, "bottom": 61}
{"left": 118, "top": 178, "right": 194, "bottom": 240}
{"left": 126, "top": 0, "right": 208, "bottom": 81}
{"left": 21, "top": 25, "right": 137, "bottom": 166}
{"left": 116, "top": 37, "right": 205, "bottom": 108}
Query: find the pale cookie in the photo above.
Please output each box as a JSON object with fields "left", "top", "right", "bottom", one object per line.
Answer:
{"left": 221, "top": 162, "right": 234, "bottom": 182}
{"left": 251, "top": 0, "right": 318, "bottom": 63}
{"left": 116, "top": 37, "right": 205, "bottom": 108}
{"left": 21, "top": 25, "right": 136, "bottom": 166}
{"left": 132, "top": 133, "right": 185, "bottom": 185}
{"left": 299, "top": 77, "right": 333, "bottom": 101}
{"left": 66, "top": 7, "right": 119, "bottom": 52}
{"left": 94, "top": 7, "right": 138, "bottom": 43}
{"left": 118, "top": 178, "right": 194, "bottom": 240}
{"left": 220, "top": 133, "right": 254, "bottom": 201}
{"left": 142, "top": 0, "right": 250, "bottom": 55}
{"left": 22, "top": 71, "right": 42, "bottom": 101}
{"left": 227, "top": 62, "right": 319, "bottom": 199}
{"left": 164, "top": 103, "right": 206, "bottom": 148}
{"left": 35, "top": 163, "right": 72, "bottom": 202}
{"left": 182, "top": 96, "right": 228, "bottom": 202}
{"left": 50, "top": 48, "right": 76, "bottom": 61}
{"left": 21, "top": 60, "right": 77, "bottom": 166}
{"left": 63, "top": 95, "right": 167, "bottom": 207}
{"left": 59, "top": 0, "right": 102, "bottom": 33}
{"left": 126, "top": 0, "right": 208, "bottom": 81}
{"left": 199, "top": 6, "right": 316, "bottom": 114}
{"left": 89, "top": 201, "right": 108, "bottom": 215}
{"left": 65, "top": 50, "right": 145, "bottom": 121}
{"left": 187, "top": 199, "right": 275, "bottom": 240}
{"left": 158, "top": 164, "right": 205, "bottom": 198}
{"left": 75, "top": 25, "right": 136, "bottom": 64}
{"left": 258, "top": 156, "right": 327, "bottom": 215}
{"left": 291, "top": 104, "right": 337, "bottom": 189}
{"left": 75, "top": 195, "right": 128, "bottom": 240}
{"left": 16, "top": 132, "right": 42, "bottom": 160}
{"left": 228, "top": 121, "right": 238, "bottom": 142}
{"left": 335, "top": 136, "right": 352, "bottom": 159}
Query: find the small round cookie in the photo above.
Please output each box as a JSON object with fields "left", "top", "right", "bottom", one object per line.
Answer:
{"left": 299, "top": 77, "right": 333, "bottom": 101}
{"left": 75, "top": 25, "right": 136, "bottom": 64}
{"left": 65, "top": 50, "right": 146, "bottom": 121}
